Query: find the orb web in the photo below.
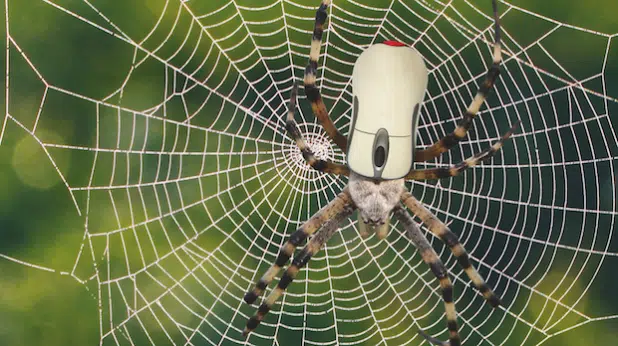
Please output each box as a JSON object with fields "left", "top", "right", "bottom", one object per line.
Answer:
{"left": 3, "top": 0, "right": 618, "bottom": 345}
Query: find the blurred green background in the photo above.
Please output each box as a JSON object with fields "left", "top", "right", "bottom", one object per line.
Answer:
{"left": 1, "top": 0, "right": 617, "bottom": 345}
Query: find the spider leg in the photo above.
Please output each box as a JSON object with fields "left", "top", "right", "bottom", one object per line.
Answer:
{"left": 405, "top": 121, "right": 517, "bottom": 181}
{"left": 286, "top": 81, "right": 349, "bottom": 176}
{"left": 394, "top": 207, "right": 460, "bottom": 346}
{"left": 304, "top": 0, "right": 348, "bottom": 152}
{"left": 418, "top": 330, "right": 453, "bottom": 346}
{"left": 414, "top": 0, "right": 502, "bottom": 163}
{"left": 244, "top": 189, "right": 352, "bottom": 305}
{"left": 400, "top": 192, "right": 501, "bottom": 308}
{"left": 243, "top": 203, "right": 355, "bottom": 336}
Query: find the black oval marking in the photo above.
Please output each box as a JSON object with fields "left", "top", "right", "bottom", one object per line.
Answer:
{"left": 374, "top": 146, "right": 386, "bottom": 167}
{"left": 372, "top": 128, "right": 390, "bottom": 178}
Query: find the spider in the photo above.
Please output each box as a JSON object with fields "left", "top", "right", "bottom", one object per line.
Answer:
{"left": 242, "top": 1, "right": 514, "bottom": 345}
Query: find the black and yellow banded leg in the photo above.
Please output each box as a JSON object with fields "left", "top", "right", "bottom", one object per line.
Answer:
{"left": 286, "top": 82, "right": 349, "bottom": 176}
{"left": 414, "top": 0, "right": 502, "bottom": 164}
{"left": 394, "top": 208, "right": 460, "bottom": 346}
{"left": 400, "top": 192, "right": 501, "bottom": 308}
{"left": 304, "top": 0, "right": 348, "bottom": 152}
{"left": 243, "top": 204, "right": 356, "bottom": 336}
{"left": 244, "top": 189, "right": 352, "bottom": 305}
{"left": 405, "top": 122, "right": 517, "bottom": 181}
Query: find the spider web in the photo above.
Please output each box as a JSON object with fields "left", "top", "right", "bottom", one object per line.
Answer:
{"left": 3, "top": 0, "right": 618, "bottom": 345}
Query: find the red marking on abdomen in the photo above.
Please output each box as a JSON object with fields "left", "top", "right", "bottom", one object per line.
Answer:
{"left": 382, "top": 40, "right": 406, "bottom": 47}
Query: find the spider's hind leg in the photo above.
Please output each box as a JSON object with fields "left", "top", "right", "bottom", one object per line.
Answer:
{"left": 244, "top": 190, "right": 352, "bottom": 304}
{"left": 243, "top": 203, "right": 355, "bottom": 336}
{"left": 394, "top": 208, "right": 460, "bottom": 346}
{"left": 401, "top": 192, "right": 502, "bottom": 308}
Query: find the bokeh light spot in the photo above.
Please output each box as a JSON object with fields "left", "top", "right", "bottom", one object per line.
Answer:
{"left": 11, "top": 131, "right": 70, "bottom": 190}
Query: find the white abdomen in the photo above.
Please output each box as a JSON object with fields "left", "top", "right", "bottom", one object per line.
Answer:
{"left": 347, "top": 43, "right": 428, "bottom": 180}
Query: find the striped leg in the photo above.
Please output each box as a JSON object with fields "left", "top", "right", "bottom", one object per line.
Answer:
{"left": 304, "top": 0, "right": 348, "bottom": 152}
{"left": 414, "top": 0, "right": 502, "bottom": 163}
{"left": 405, "top": 122, "right": 517, "bottom": 181}
{"left": 244, "top": 189, "right": 352, "bottom": 305}
{"left": 243, "top": 203, "right": 355, "bottom": 336}
{"left": 394, "top": 208, "right": 460, "bottom": 346}
{"left": 286, "top": 81, "right": 349, "bottom": 176}
{"left": 400, "top": 192, "right": 501, "bottom": 308}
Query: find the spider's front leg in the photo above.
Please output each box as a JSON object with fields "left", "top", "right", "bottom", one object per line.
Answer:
{"left": 243, "top": 201, "right": 355, "bottom": 336}
{"left": 285, "top": 82, "right": 349, "bottom": 176}
{"left": 414, "top": 0, "right": 503, "bottom": 163}
{"left": 303, "top": 0, "right": 348, "bottom": 152}
{"left": 406, "top": 121, "right": 518, "bottom": 180}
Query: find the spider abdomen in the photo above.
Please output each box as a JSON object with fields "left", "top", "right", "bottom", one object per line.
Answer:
{"left": 347, "top": 43, "right": 428, "bottom": 180}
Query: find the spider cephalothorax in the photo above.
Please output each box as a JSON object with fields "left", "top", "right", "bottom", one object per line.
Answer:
{"left": 348, "top": 172, "right": 404, "bottom": 236}
{"left": 243, "top": 1, "right": 513, "bottom": 345}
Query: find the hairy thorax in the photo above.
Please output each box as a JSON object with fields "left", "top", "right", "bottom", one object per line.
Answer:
{"left": 348, "top": 171, "right": 405, "bottom": 227}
